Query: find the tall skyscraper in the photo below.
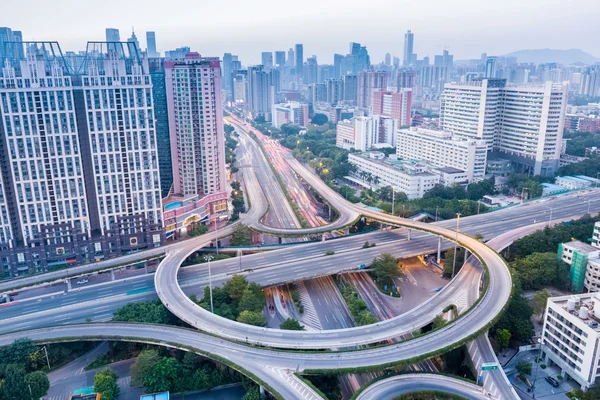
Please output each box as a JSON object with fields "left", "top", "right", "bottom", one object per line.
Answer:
{"left": 0, "top": 27, "right": 24, "bottom": 62}
{"left": 333, "top": 54, "right": 343, "bottom": 78}
{"left": 165, "top": 47, "right": 190, "bottom": 59}
{"left": 146, "top": 31, "right": 158, "bottom": 57}
{"left": 485, "top": 57, "right": 497, "bottom": 78}
{"left": 148, "top": 57, "right": 171, "bottom": 197}
{"left": 441, "top": 78, "right": 568, "bottom": 176}
{"left": 0, "top": 41, "right": 164, "bottom": 275}
{"left": 287, "top": 48, "right": 294, "bottom": 67}
{"left": 357, "top": 71, "right": 390, "bottom": 108}
{"left": 326, "top": 78, "right": 344, "bottom": 105}
{"left": 165, "top": 53, "right": 227, "bottom": 198}
{"left": 222, "top": 53, "right": 233, "bottom": 92}
{"left": 403, "top": 30, "right": 414, "bottom": 66}
{"left": 349, "top": 42, "right": 361, "bottom": 56}
{"left": 384, "top": 53, "right": 391, "bottom": 66}
{"left": 294, "top": 44, "right": 303, "bottom": 76}
{"left": 275, "top": 51, "right": 286, "bottom": 66}
{"left": 343, "top": 74, "right": 358, "bottom": 102}
{"left": 261, "top": 52, "right": 273, "bottom": 69}
{"left": 396, "top": 70, "right": 416, "bottom": 90}
{"left": 105, "top": 28, "right": 120, "bottom": 42}
{"left": 305, "top": 56, "right": 318, "bottom": 84}
{"left": 127, "top": 29, "right": 140, "bottom": 52}
{"left": 247, "top": 65, "right": 271, "bottom": 117}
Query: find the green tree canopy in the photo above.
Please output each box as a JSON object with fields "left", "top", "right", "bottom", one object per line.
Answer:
{"left": 94, "top": 368, "right": 120, "bottom": 400}
{"left": 280, "top": 318, "right": 304, "bottom": 330}
{"left": 130, "top": 349, "right": 159, "bottom": 387}
{"left": 144, "top": 357, "right": 180, "bottom": 393}
{"left": 516, "top": 361, "right": 532, "bottom": 378}
{"left": 236, "top": 310, "right": 266, "bottom": 327}
{"left": 24, "top": 371, "right": 50, "bottom": 399}
{"left": 369, "top": 253, "right": 402, "bottom": 281}
{"left": 512, "top": 252, "right": 570, "bottom": 290}
{"left": 231, "top": 224, "right": 252, "bottom": 246}
{"left": 311, "top": 113, "right": 329, "bottom": 125}
{"left": 497, "top": 329, "right": 511, "bottom": 350}
{"left": 532, "top": 289, "right": 551, "bottom": 316}
{"left": 0, "top": 364, "right": 26, "bottom": 400}
{"left": 113, "top": 300, "right": 176, "bottom": 325}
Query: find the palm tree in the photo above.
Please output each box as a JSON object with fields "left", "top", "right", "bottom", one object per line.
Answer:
{"left": 372, "top": 176, "right": 381, "bottom": 187}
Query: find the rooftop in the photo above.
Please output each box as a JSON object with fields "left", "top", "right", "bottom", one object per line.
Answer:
{"left": 436, "top": 166, "right": 465, "bottom": 174}
{"left": 549, "top": 293, "right": 600, "bottom": 333}
{"left": 563, "top": 240, "right": 599, "bottom": 254}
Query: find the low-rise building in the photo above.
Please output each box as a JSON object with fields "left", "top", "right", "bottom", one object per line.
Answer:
{"left": 541, "top": 293, "right": 600, "bottom": 390}
{"left": 395, "top": 127, "right": 488, "bottom": 182}
{"left": 593, "top": 222, "right": 600, "bottom": 249}
{"left": 559, "top": 153, "right": 587, "bottom": 167}
{"left": 335, "top": 115, "right": 397, "bottom": 151}
{"left": 558, "top": 240, "right": 600, "bottom": 293}
{"left": 555, "top": 176, "right": 600, "bottom": 190}
{"left": 335, "top": 119, "right": 356, "bottom": 149}
{"left": 162, "top": 192, "right": 229, "bottom": 240}
{"left": 347, "top": 152, "right": 439, "bottom": 199}
{"left": 271, "top": 102, "right": 309, "bottom": 129}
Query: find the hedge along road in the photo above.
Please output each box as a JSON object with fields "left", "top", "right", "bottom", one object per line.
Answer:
{"left": 155, "top": 125, "right": 514, "bottom": 350}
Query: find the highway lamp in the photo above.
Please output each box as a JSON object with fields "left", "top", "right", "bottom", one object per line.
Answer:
{"left": 585, "top": 200, "right": 592, "bottom": 214}
{"left": 213, "top": 218, "right": 219, "bottom": 255}
{"left": 435, "top": 206, "right": 439, "bottom": 222}
{"left": 546, "top": 207, "right": 554, "bottom": 224}
{"left": 532, "top": 338, "right": 544, "bottom": 395}
{"left": 203, "top": 254, "right": 214, "bottom": 314}
{"left": 452, "top": 213, "right": 461, "bottom": 278}
{"left": 391, "top": 187, "right": 395, "bottom": 216}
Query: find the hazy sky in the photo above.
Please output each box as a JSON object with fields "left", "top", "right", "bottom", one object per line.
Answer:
{"left": 2, "top": 0, "right": 599, "bottom": 64}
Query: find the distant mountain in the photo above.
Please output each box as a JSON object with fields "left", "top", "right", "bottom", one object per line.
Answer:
{"left": 503, "top": 49, "right": 598, "bottom": 65}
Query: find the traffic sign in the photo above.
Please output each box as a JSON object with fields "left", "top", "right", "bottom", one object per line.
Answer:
{"left": 481, "top": 362, "right": 498, "bottom": 371}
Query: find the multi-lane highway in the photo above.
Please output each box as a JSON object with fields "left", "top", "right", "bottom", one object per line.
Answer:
{"left": 1, "top": 118, "right": 599, "bottom": 399}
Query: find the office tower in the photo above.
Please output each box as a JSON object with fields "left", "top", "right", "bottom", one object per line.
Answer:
{"left": 261, "top": 52, "right": 273, "bottom": 69}
{"left": 305, "top": 56, "right": 318, "bottom": 84}
{"left": 287, "top": 48, "right": 294, "bottom": 67}
{"left": 485, "top": 57, "right": 497, "bottom": 78}
{"left": 275, "top": 51, "right": 286, "bottom": 66}
{"left": 222, "top": 53, "right": 233, "bottom": 91}
{"left": 371, "top": 89, "right": 412, "bottom": 127}
{"left": 342, "top": 74, "right": 358, "bottom": 102}
{"left": 403, "top": 30, "right": 414, "bottom": 66}
{"left": 349, "top": 42, "right": 361, "bottom": 56}
{"left": 357, "top": 71, "right": 390, "bottom": 108}
{"left": 295, "top": 44, "right": 303, "bottom": 76}
{"left": 269, "top": 68, "right": 281, "bottom": 94}
{"left": 247, "top": 65, "right": 271, "bottom": 117}
{"left": 334, "top": 54, "right": 343, "bottom": 78}
{"left": 146, "top": 31, "right": 158, "bottom": 57}
{"left": 393, "top": 56, "right": 400, "bottom": 67}
{"left": 396, "top": 70, "right": 415, "bottom": 90}
{"left": 164, "top": 47, "right": 190, "bottom": 60}
{"left": 326, "top": 79, "right": 344, "bottom": 105}
{"left": 127, "top": 29, "right": 140, "bottom": 52}
{"left": 105, "top": 28, "right": 120, "bottom": 42}
{"left": 0, "top": 41, "right": 164, "bottom": 275}
{"left": 165, "top": 53, "right": 226, "bottom": 198}
{"left": 318, "top": 65, "right": 334, "bottom": 82}
{"left": 148, "top": 57, "right": 172, "bottom": 197}
{"left": 441, "top": 78, "right": 568, "bottom": 176}
{"left": 385, "top": 53, "right": 391, "bottom": 66}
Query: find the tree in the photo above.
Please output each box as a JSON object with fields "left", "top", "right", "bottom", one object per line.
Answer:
{"left": 113, "top": 300, "right": 174, "bottom": 325}
{"left": 513, "top": 253, "right": 569, "bottom": 290}
{"left": 532, "top": 289, "right": 551, "bottom": 316}
{"left": 1, "top": 364, "right": 26, "bottom": 400}
{"left": 130, "top": 349, "right": 159, "bottom": 387}
{"left": 224, "top": 274, "right": 249, "bottom": 303}
{"left": 236, "top": 310, "right": 266, "bottom": 326}
{"left": 497, "top": 329, "right": 511, "bottom": 350}
{"left": 0, "top": 338, "right": 36, "bottom": 368}
{"left": 442, "top": 247, "right": 464, "bottom": 278}
{"left": 239, "top": 287, "right": 264, "bottom": 313}
{"left": 24, "top": 371, "right": 50, "bottom": 399}
{"left": 369, "top": 253, "right": 402, "bottom": 281}
{"left": 94, "top": 368, "right": 120, "bottom": 400}
{"left": 242, "top": 386, "right": 262, "bottom": 400}
{"left": 144, "top": 357, "right": 180, "bottom": 393}
{"left": 280, "top": 318, "right": 304, "bottom": 330}
{"left": 516, "top": 361, "right": 532, "bottom": 379}
{"left": 311, "top": 113, "right": 329, "bottom": 126}
{"left": 231, "top": 224, "right": 251, "bottom": 246}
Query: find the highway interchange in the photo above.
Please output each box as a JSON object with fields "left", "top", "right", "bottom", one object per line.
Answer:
{"left": 1, "top": 119, "right": 599, "bottom": 399}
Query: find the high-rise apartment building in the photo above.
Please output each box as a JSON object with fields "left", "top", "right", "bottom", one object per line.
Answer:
{"left": 261, "top": 52, "right": 273, "bottom": 69}
{"left": 343, "top": 74, "right": 358, "bottom": 102}
{"left": 441, "top": 78, "right": 568, "bottom": 176}
{"left": 233, "top": 73, "right": 247, "bottom": 103}
{"left": 294, "top": 44, "right": 303, "bottom": 76}
{"left": 0, "top": 41, "right": 164, "bottom": 276}
{"left": 274, "top": 51, "right": 286, "bottom": 67}
{"left": 357, "top": 71, "right": 390, "bottom": 108}
{"left": 325, "top": 79, "right": 344, "bottom": 105}
{"left": 396, "top": 70, "right": 416, "bottom": 90}
{"left": 165, "top": 53, "right": 226, "bottom": 199}
{"left": 305, "top": 56, "right": 318, "bottom": 85}
{"left": 403, "top": 30, "right": 414, "bottom": 66}
{"left": 384, "top": 53, "right": 391, "bottom": 66}
{"left": 333, "top": 54, "right": 343, "bottom": 79}
{"left": 287, "top": 48, "right": 294, "bottom": 67}
{"left": 271, "top": 102, "right": 309, "bottom": 128}
{"left": 371, "top": 89, "right": 412, "bottom": 127}
{"left": 146, "top": 32, "right": 158, "bottom": 57}
{"left": 164, "top": 47, "right": 190, "bottom": 60}
{"left": 0, "top": 27, "right": 24, "bottom": 62}
{"left": 222, "top": 53, "right": 233, "bottom": 92}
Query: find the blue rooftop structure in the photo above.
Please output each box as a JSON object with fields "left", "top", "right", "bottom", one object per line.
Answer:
{"left": 141, "top": 392, "right": 169, "bottom": 400}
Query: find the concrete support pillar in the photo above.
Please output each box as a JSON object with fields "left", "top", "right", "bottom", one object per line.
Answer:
{"left": 66, "top": 279, "right": 72, "bottom": 291}
{"left": 144, "top": 263, "right": 148, "bottom": 274}
{"left": 328, "top": 204, "right": 332, "bottom": 221}
{"left": 111, "top": 269, "right": 116, "bottom": 281}
{"left": 407, "top": 229, "right": 411, "bottom": 240}
{"left": 260, "top": 385, "right": 265, "bottom": 399}
{"left": 344, "top": 228, "right": 349, "bottom": 235}
{"left": 464, "top": 249, "right": 470, "bottom": 263}
{"left": 437, "top": 236, "right": 442, "bottom": 264}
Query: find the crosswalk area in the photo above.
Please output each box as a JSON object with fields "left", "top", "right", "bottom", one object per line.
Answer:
{"left": 295, "top": 281, "right": 321, "bottom": 329}
{"left": 266, "top": 365, "right": 322, "bottom": 400}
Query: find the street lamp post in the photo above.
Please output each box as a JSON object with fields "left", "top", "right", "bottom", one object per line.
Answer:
{"left": 435, "top": 206, "right": 439, "bottom": 222}
{"left": 521, "top": 187, "right": 528, "bottom": 204}
{"left": 391, "top": 186, "right": 395, "bottom": 216}
{"left": 203, "top": 255, "right": 214, "bottom": 313}
{"left": 546, "top": 207, "right": 554, "bottom": 224}
{"left": 213, "top": 219, "right": 219, "bottom": 255}
{"left": 452, "top": 213, "right": 461, "bottom": 278}
{"left": 585, "top": 200, "right": 592, "bottom": 214}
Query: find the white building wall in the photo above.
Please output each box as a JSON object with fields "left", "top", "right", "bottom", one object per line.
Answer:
{"left": 336, "top": 120, "right": 355, "bottom": 149}
{"left": 0, "top": 57, "right": 89, "bottom": 245}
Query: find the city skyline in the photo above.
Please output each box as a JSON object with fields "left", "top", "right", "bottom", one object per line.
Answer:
{"left": 2, "top": 0, "right": 599, "bottom": 64}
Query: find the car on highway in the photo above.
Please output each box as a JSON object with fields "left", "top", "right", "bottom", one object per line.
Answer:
{"left": 357, "top": 264, "right": 366, "bottom": 270}
{"left": 545, "top": 376, "right": 560, "bottom": 387}
{"left": 76, "top": 279, "right": 88, "bottom": 285}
